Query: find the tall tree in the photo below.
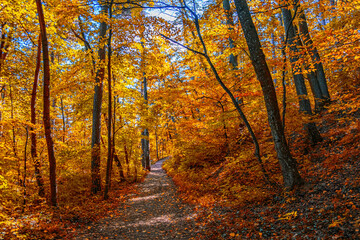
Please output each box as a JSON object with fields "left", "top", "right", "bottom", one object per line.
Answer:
{"left": 294, "top": 0, "right": 330, "bottom": 103}
{"left": 234, "top": 0, "right": 302, "bottom": 189}
{"left": 141, "top": 37, "right": 150, "bottom": 171}
{"left": 30, "top": 34, "right": 45, "bottom": 197}
{"left": 91, "top": 2, "right": 108, "bottom": 194}
{"left": 281, "top": 7, "right": 322, "bottom": 144}
{"left": 104, "top": 0, "right": 114, "bottom": 200}
{"left": 35, "top": 0, "right": 57, "bottom": 206}
{"left": 141, "top": 73, "right": 150, "bottom": 171}
{"left": 0, "top": 23, "right": 11, "bottom": 132}
{"left": 222, "top": 0, "right": 238, "bottom": 69}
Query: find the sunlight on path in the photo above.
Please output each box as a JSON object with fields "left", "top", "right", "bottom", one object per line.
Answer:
{"left": 77, "top": 158, "right": 204, "bottom": 240}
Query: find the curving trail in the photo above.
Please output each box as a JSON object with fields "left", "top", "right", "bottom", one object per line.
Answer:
{"left": 77, "top": 158, "right": 205, "bottom": 240}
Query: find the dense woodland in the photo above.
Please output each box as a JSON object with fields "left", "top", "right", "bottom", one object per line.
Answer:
{"left": 0, "top": 0, "right": 359, "bottom": 238}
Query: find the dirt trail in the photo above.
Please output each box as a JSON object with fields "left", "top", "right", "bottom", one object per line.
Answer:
{"left": 77, "top": 158, "right": 204, "bottom": 239}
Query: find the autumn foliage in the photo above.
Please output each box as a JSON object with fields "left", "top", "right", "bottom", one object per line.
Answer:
{"left": 0, "top": 0, "right": 360, "bottom": 238}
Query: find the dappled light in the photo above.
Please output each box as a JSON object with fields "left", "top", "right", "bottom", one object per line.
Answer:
{"left": 0, "top": 0, "right": 359, "bottom": 239}
{"left": 77, "top": 158, "right": 206, "bottom": 239}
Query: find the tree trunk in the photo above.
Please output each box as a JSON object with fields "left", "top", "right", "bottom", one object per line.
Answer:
{"left": 0, "top": 23, "right": 10, "bottom": 73}
{"left": 234, "top": 0, "right": 303, "bottom": 189}
{"left": 141, "top": 128, "right": 150, "bottom": 171}
{"left": 281, "top": 8, "right": 316, "bottom": 112}
{"left": 281, "top": 7, "right": 323, "bottom": 144}
{"left": 222, "top": 0, "right": 238, "bottom": 68}
{"left": 60, "top": 97, "right": 66, "bottom": 142}
{"left": 124, "top": 141, "right": 130, "bottom": 177}
{"left": 141, "top": 41, "right": 150, "bottom": 171}
{"left": 113, "top": 155, "right": 125, "bottom": 182}
{"left": 91, "top": 3, "right": 108, "bottom": 194}
{"left": 31, "top": 34, "right": 45, "bottom": 197}
{"left": 0, "top": 26, "right": 9, "bottom": 137}
{"left": 10, "top": 86, "right": 20, "bottom": 185}
{"left": 104, "top": 0, "right": 114, "bottom": 200}
{"left": 295, "top": 0, "right": 330, "bottom": 103}
{"left": 155, "top": 126, "right": 159, "bottom": 161}
{"left": 22, "top": 126, "right": 29, "bottom": 211}
{"left": 35, "top": 0, "right": 57, "bottom": 207}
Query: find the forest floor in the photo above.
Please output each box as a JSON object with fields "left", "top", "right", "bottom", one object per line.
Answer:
{"left": 75, "top": 157, "right": 207, "bottom": 239}
{"left": 182, "top": 93, "right": 360, "bottom": 239}
{"left": 5, "top": 90, "right": 359, "bottom": 239}
{"left": 74, "top": 93, "right": 360, "bottom": 239}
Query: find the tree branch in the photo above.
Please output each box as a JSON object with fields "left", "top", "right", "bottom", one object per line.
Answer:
{"left": 159, "top": 33, "right": 205, "bottom": 56}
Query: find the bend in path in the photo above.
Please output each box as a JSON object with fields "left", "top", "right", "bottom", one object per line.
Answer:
{"left": 77, "top": 158, "right": 205, "bottom": 239}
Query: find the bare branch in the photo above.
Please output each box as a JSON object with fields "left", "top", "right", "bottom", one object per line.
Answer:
{"left": 159, "top": 33, "right": 205, "bottom": 56}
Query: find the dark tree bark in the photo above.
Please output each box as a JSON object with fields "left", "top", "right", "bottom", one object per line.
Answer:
{"left": 295, "top": 0, "right": 330, "bottom": 103}
{"left": 281, "top": 8, "right": 312, "bottom": 114}
{"left": 113, "top": 155, "right": 125, "bottom": 181}
{"left": 104, "top": 0, "right": 114, "bottom": 200}
{"left": 22, "top": 126, "right": 29, "bottom": 212}
{"left": 9, "top": 86, "right": 20, "bottom": 184}
{"left": 60, "top": 97, "right": 66, "bottom": 142}
{"left": 0, "top": 23, "right": 10, "bottom": 73}
{"left": 35, "top": 0, "right": 57, "bottom": 207}
{"left": 30, "top": 34, "right": 45, "bottom": 197}
{"left": 155, "top": 126, "right": 160, "bottom": 161}
{"left": 222, "top": 0, "right": 238, "bottom": 68}
{"left": 124, "top": 140, "right": 130, "bottom": 177}
{"left": 282, "top": 6, "right": 326, "bottom": 113}
{"left": 0, "top": 24, "right": 10, "bottom": 138}
{"left": 141, "top": 41, "right": 150, "bottom": 171}
{"left": 91, "top": 3, "right": 108, "bottom": 194}
{"left": 281, "top": 8, "right": 322, "bottom": 145}
{"left": 234, "top": 0, "right": 302, "bottom": 189}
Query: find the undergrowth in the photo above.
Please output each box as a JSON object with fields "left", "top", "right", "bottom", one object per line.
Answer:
{"left": 163, "top": 86, "right": 360, "bottom": 209}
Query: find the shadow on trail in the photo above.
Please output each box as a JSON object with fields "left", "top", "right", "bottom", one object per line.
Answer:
{"left": 77, "top": 158, "right": 204, "bottom": 240}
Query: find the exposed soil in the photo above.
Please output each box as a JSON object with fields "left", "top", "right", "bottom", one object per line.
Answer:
{"left": 76, "top": 158, "right": 206, "bottom": 239}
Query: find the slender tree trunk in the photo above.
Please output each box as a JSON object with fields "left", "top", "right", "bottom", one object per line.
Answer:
{"left": 281, "top": 7, "right": 323, "bottom": 144}
{"left": 155, "top": 126, "right": 159, "bottom": 161}
{"left": 295, "top": 0, "right": 330, "bottom": 103}
{"left": 112, "top": 80, "right": 124, "bottom": 182}
{"left": 234, "top": 0, "right": 302, "bottom": 189}
{"left": 10, "top": 86, "right": 20, "bottom": 184}
{"left": 91, "top": 3, "right": 108, "bottom": 194}
{"left": 281, "top": 8, "right": 313, "bottom": 113}
{"left": 22, "top": 126, "right": 29, "bottom": 212}
{"left": 0, "top": 24, "right": 9, "bottom": 137}
{"left": 141, "top": 41, "right": 150, "bottom": 171}
{"left": 222, "top": 0, "right": 238, "bottom": 68}
{"left": 0, "top": 24, "right": 6, "bottom": 73}
{"left": 60, "top": 97, "right": 66, "bottom": 142}
{"left": 133, "top": 152, "right": 138, "bottom": 182}
{"left": 124, "top": 141, "right": 130, "bottom": 177}
{"left": 36, "top": 0, "right": 57, "bottom": 207}
{"left": 0, "top": 23, "right": 10, "bottom": 73}
{"left": 31, "top": 34, "right": 45, "bottom": 197}
{"left": 104, "top": 0, "right": 114, "bottom": 200}
{"left": 141, "top": 128, "right": 150, "bottom": 170}
{"left": 278, "top": 15, "right": 288, "bottom": 128}
{"left": 218, "top": 101, "right": 229, "bottom": 154}
{"left": 114, "top": 155, "right": 125, "bottom": 181}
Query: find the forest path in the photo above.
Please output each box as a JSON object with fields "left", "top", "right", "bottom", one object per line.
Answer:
{"left": 77, "top": 158, "right": 204, "bottom": 239}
